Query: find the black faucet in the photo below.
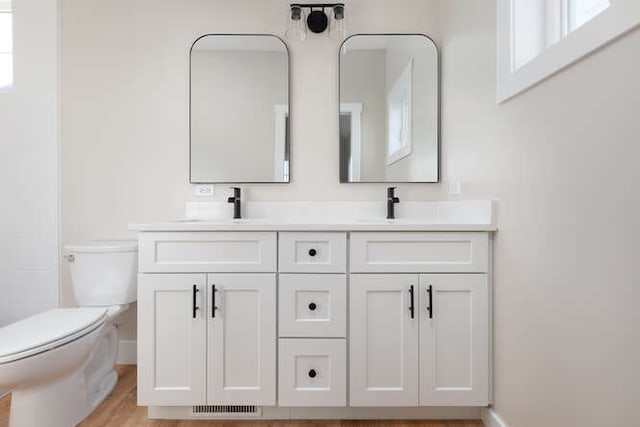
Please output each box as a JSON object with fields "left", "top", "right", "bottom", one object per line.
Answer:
{"left": 387, "top": 187, "right": 400, "bottom": 220}
{"left": 227, "top": 187, "right": 242, "bottom": 219}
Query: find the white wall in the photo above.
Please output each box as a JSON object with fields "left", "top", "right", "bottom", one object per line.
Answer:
{"left": 440, "top": 1, "right": 640, "bottom": 426}
{"left": 0, "top": 0, "right": 58, "bottom": 326}
{"left": 59, "top": 0, "right": 443, "bottom": 340}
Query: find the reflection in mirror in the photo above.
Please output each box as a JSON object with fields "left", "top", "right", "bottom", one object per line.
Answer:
{"left": 339, "top": 34, "right": 439, "bottom": 183}
{"left": 190, "top": 35, "right": 290, "bottom": 183}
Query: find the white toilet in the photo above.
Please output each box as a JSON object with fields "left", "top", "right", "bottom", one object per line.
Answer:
{"left": 0, "top": 240, "right": 137, "bottom": 427}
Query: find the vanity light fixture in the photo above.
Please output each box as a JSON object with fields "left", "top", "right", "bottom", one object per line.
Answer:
{"left": 286, "top": 3, "right": 345, "bottom": 40}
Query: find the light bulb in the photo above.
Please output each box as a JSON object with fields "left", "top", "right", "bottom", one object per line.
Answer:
{"left": 285, "top": 7, "right": 307, "bottom": 41}
{"left": 330, "top": 5, "right": 346, "bottom": 40}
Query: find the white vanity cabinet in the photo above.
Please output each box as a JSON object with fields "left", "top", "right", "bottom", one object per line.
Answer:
{"left": 137, "top": 232, "right": 277, "bottom": 406}
{"left": 349, "top": 232, "right": 490, "bottom": 407}
{"left": 132, "top": 221, "right": 494, "bottom": 418}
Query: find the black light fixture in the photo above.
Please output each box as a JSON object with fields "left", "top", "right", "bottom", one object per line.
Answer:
{"left": 307, "top": 8, "right": 329, "bottom": 33}
{"left": 287, "top": 3, "right": 345, "bottom": 39}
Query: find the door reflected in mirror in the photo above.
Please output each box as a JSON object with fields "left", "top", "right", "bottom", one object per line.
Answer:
{"left": 190, "top": 35, "right": 290, "bottom": 183}
{"left": 339, "top": 34, "right": 439, "bottom": 183}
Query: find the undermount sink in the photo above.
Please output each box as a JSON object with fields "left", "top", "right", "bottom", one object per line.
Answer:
{"left": 172, "top": 218, "right": 254, "bottom": 224}
{"left": 353, "top": 217, "right": 442, "bottom": 224}
{"left": 353, "top": 218, "right": 400, "bottom": 223}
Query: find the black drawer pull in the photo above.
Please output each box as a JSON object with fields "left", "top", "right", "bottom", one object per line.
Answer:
{"left": 308, "top": 369, "right": 317, "bottom": 378}
{"left": 308, "top": 302, "right": 317, "bottom": 311}
{"left": 192, "top": 285, "right": 199, "bottom": 319}
{"left": 308, "top": 248, "right": 317, "bottom": 257}
{"left": 212, "top": 285, "right": 218, "bottom": 318}
{"left": 409, "top": 285, "right": 415, "bottom": 319}
{"left": 427, "top": 284, "right": 433, "bottom": 319}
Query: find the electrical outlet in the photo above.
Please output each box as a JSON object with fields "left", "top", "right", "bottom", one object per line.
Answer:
{"left": 449, "top": 180, "right": 462, "bottom": 195}
{"left": 194, "top": 184, "right": 214, "bottom": 197}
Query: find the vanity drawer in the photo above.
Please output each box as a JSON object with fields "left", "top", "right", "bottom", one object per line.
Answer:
{"left": 278, "top": 338, "right": 346, "bottom": 407}
{"left": 350, "top": 232, "right": 489, "bottom": 273}
{"left": 279, "top": 274, "right": 346, "bottom": 338}
{"left": 279, "top": 232, "right": 347, "bottom": 273}
{"left": 138, "top": 232, "right": 277, "bottom": 273}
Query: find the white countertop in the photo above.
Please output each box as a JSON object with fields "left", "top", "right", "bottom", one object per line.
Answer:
{"left": 129, "top": 200, "right": 497, "bottom": 232}
{"left": 129, "top": 220, "right": 496, "bottom": 232}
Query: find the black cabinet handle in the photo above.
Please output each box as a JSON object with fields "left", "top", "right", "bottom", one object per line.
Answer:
{"left": 409, "top": 285, "right": 415, "bottom": 319}
{"left": 192, "top": 284, "right": 199, "bottom": 319}
{"left": 308, "top": 302, "right": 317, "bottom": 311}
{"left": 427, "top": 284, "right": 433, "bottom": 319}
{"left": 308, "top": 248, "right": 317, "bottom": 257}
{"left": 308, "top": 369, "right": 317, "bottom": 378}
{"left": 212, "top": 285, "right": 218, "bottom": 318}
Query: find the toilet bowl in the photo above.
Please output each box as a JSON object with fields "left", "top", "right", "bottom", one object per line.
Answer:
{"left": 0, "top": 240, "right": 137, "bottom": 427}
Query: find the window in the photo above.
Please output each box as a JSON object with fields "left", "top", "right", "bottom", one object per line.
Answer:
{"left": 512, "top": 0, "right": 611, "bottom": 71}
{"left": 0, "top": 0, "right": 12, "bottom": 92}
{"left": 567, "top": 0, "right": 610, "bottom": 32}
{"left": 497, "top": 0, "right": 640, "bottom": 102}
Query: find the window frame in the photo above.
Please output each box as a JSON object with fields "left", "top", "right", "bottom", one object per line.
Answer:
{"left": 0, "top": 0, "right": 12, "bottom": 92}
{"left": 497, "top": 0, "right": 640, "bottom": 103}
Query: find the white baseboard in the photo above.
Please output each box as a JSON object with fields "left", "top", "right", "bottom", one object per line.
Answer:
{"left": 117, "top": 340, "right": 137, "bottom": 365}
{"left": 150, "top": 406, "right": 481, "bottom": 420}
{"left": 481, "top": 408, "right": 509, "bottom": 427}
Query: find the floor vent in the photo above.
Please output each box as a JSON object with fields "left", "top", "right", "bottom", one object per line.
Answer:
{"left": 191, "top": 405, "right": 261, "bottom": 417}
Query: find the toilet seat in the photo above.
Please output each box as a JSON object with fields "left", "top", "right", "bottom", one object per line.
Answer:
{"left": 0, "top": 308, "right": 107, "bottom": 364}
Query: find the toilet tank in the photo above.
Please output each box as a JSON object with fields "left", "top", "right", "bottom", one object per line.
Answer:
{"left": 64, "top": 241, "right": 138, "bottom": 306}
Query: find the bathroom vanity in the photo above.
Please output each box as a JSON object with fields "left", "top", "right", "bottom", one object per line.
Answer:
{"left": 131, "top": 201, "right": 496, "bottom": 420}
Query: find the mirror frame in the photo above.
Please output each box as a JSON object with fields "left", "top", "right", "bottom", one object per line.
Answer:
{"left": 338, "top": 33, "right": 441, "bottom": 184}
{"left": 189, "top": 33, "right": 292, "bottom": 184}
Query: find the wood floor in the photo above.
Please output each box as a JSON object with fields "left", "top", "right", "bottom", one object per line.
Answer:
{"left": 0, "top": 366, "right": 483, "bottom": 427}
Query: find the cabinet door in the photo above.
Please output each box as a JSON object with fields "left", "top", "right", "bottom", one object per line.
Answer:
{"left": 419, "top": 274, "right": 489, "bottom": 405}
{"left": 137, "top": 274, "right": 206, "bottom": 405}
{"left": 207, "top": 274, "right": 276, "bottom": 405}
{"left": 350, "top": 274, "right": 419, "bottom": 406}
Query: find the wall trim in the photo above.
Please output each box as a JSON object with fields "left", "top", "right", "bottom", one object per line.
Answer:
{"left": 117, "top": 340, "right": 137, "bottom": 365}
{"left": 150, "top": 405, "right": 481, "bottom": 420}
{"left": 481, "top": 408, "right": 509, "bottom": 427}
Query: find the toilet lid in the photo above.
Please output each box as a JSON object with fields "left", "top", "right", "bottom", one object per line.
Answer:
{"left": 64, "top": 240, "right": 138, "bottom": 253}
{"left": 0, "top": 308, "right": 107, "bottom": 364}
